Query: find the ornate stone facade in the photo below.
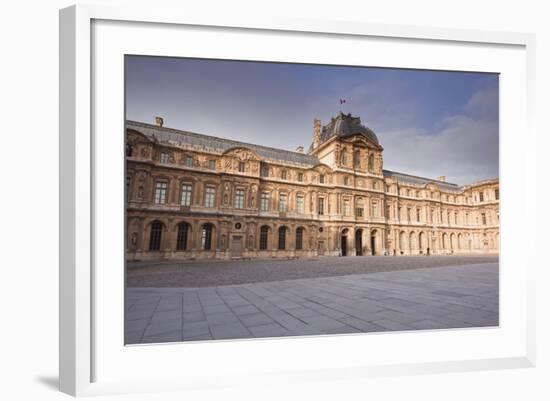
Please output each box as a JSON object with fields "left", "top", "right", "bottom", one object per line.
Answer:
{"left": 126, "top": 112, "right": 499, "bottom": 260}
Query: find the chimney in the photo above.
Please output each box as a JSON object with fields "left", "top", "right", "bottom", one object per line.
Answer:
{"left": 295, "top": 146, "right": 304, "bottom": 153}
{"left": 437, "top": 176, "right": 446, "bottom": 182}
{"left": 312, "top": 118, "right": 321, "bottom": 149}
{"left": 155, "top": 116, "right": 164, "bottom": 127}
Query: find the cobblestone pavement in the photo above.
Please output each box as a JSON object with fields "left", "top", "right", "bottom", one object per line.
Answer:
{"left": 126, "top": 255, "right": 498, "bottom": 287}
{"left": 125, "top": 261, "right": 499, "bottom": 344}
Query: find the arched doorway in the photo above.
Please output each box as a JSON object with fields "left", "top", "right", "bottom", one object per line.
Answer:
{"left": 370, "top": 229, "right": 378, "bottom": 255}
{"left": 341, "top": 228, "right": 349, "bottom": 256}
{"left": 355, "top": 229, "right": 363, "bottom": 256}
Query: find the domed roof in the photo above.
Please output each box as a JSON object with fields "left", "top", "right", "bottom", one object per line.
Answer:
{"left": 320, "top": 112, "right": 379, "bottom": 145}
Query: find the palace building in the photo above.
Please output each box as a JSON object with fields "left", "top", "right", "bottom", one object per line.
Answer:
{"left": 125, "top": 113, "right": 499, "bottom": 260}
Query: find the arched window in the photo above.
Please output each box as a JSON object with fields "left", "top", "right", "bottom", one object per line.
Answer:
{"left": 149, "top": 221, "right": 163, "bottom": 251}
{"left": 341, "top": 150, "right": 347, "bottom": 165}
{"left": 278, "top": 227, "right": 286, "bottom": 250}
{"left": 368, "top": 153, "right": 374, "bottom": 171}
{"left": 259, "top": 226, "right": 269, "bottom": 250}
{"left": 353, "top": 150, "right": 360, "bottom": 168}
{"left": 176, "top": 222, "right": 190, "bottom": 251}
{"left": 201, "top": 223, "right": 213, "bottom": 250}
{"left": 296, "top": 227, "right": 304, "bottom": 250}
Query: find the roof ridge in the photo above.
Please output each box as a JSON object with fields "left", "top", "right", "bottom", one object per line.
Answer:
{"left": 126, "top": 120, "right": 315, "bottom": 159}
{"left": 383, "top": 169, "right": 460, "bottom": 187}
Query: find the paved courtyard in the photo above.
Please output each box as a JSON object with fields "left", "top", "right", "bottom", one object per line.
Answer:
{"left": 125, "top": 257, "right": 498, "bottom": 344}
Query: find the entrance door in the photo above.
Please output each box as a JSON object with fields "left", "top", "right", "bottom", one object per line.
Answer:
{"left": 341, "top": 236, "right": 348, "bottom": 256}
{"left": 370, "top": 234, "right": 376, "bottom": 255}
{"left": 231, "top": 235, "right": 243, "bottom": 258}
{"left": 317, "top": 240, "right": 325, "bottom": 256}
{"left": 355, "top": 230, "right": 363, "bottom": 256}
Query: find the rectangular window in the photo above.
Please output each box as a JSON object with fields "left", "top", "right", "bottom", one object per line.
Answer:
{"left": 238, "top": 161, "right": 245, "bottom": 172}
{"left": 261, "top": 165, "right": 269, "bottom": 177}
{"left": 185, "top": 155, "right": 193, "bottom": 167}
{"left": 180, "top": 184, "right": 192, "bottom": 206}
{"left": 482, "top": 213, "right": 487, "bottom": 225}
{"left": 154, "top": 182, "right": 167, "bottom": 204}
{"left": 208, "top": 160, "right": 216, "bottom": 170}
{"left": 495, "top": 189, "right": 499, "bottom": 200}
{"left": 235, "top": 189, "right": 245, "bottom": 209}
{"left": 281, "top": 170, "right": 287, "bottom": 180}
{"left": 298, "top": 172, "right": 304, "bottom": 182}
{"left": 343, "top": 199, "right": 350, "bottom": 216}
{"left": 319, "top": 174, "right": 325, "bottom": 184}
{"left": 416, "top": 208, "right": 421, "bottom": 222}
{"left": 259, "top": 227, "right": 268, "bottom": 250}
{"left": 479, "top": 191, "right": 484, "bottom": 202}
{"left": 296, "top": 195, "right": 304, "bottom": 214}
{"left": 372, "top": 202, "right": 378, "bottom": 217}
{"left": 356, "top": 206, "right": 364, "bottom": 218}
{"left": 279, "top": 193, "right": 287, "bottom": 212}
{"left": 318, "top": 197, "right": 324, "bottom": 215}
{"left": 205, "top": 186, "right": 215, "bottom": 208}
{"left": 159, "top": 152, "right": 169, "bottom": 164}
{"left": 260, "top": 192, "right": 269, "bottom": 211}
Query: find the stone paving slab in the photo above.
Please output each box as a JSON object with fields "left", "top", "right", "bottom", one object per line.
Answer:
{"left": 125, "top": 262, "right": 498, "bottom": 344}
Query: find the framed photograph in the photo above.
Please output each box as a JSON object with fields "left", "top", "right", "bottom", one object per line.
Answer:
{"left": 59, "top": 4, "right": 536, "bottom": 397}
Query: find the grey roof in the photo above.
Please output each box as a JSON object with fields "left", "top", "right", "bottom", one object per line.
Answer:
{"left": 127, "top": 120, "right": 319, "bottom": 167}
{"left": 320, "top": 112, "right": 379, "bottom": 146}
{"left": 383, "top": 169, "right": 462, "bottom": 191}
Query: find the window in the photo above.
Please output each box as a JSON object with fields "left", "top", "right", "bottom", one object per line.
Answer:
{"left": 416, "top": 208, "right": 421, "bottom": 222}
{"left": 479, "top": 191, "right": 484, "bottom": 202}
{"left": 259, "top": 226, "right": 269, "bottom": 250}
{"left": 205, "top": 186, "right": 215, "bottom": 208}
{"left": 279, "top": 193, "right": 287, "bottom": 212}
{"left": 154, "top": 182, "right": 167, "bottom": 204}
{"left": 278, "top": 227, "right": 286, "bottom": 250}
{"left": 208, "top": 159, "right": 216, "bottom": 170}
{"left": 234, "top": 189, "right": 245, "bottom": 209}
{"left": 185, "top": 155, "right": 193, "bottom": 167}
{"left": 149, "top": 221, "right": 163, "bottom": 251}
{"left": 126, "top": 144, "right": 133, "bottom": 157}
{"left": 353, "top": 150, "right": 360, "bottom": 168}
{"left": 180, "top": 183, "right": 192, "bottom": 206}
{"left": 495, "top": 189, "right": 499, "bottom": 200}
{"left": 159, "top": 152, "right": 169, "bottom": 164}
{"left": 368, "top": 154, "right": 374, "bottom": 171}
{"left": 341, "top": 151, "right": 347, "bottom": 165}
{"left": 176, "top": 222, "right": 190, "bottom": 250}
{"left": 260, "top": 192, "right": 269, "bottom": 211}
{"left": 238, "top": 161, "right": 245, "bottom": 172}
{"left": 454, "top": 212, "right": 458, "bottom": 225}
{"left": 356, "top": 199, "right": 364, "bottom": 218}
{"left": 298, "top": 172, "right": 304, "bottom": 182}
{"left": 344, "top": 177, "right": 350, "bottom": 186}
{"left": 296, "top": 227, "right": 304, "bottom": 250}
{"left": 481, "top": 213, "right": 487, "bottom": 225}
{"left": 261, "top": 164, "right": 269, "bottom": 177}
{"left": 319, "top": 174, "right": 325, "bottom": 184}
{"left": 407, "top": 208, "right": 411, "bottom": 221}
{"left": 318, "top": 197, "right": 325, "bottom": 215}
{"left": 385, "top": 204, "right": 390, "bottom": 219}
{"left": 372, "top": 202, "right": 378, "bottom": 217}
{"left": 126, "top": 176, "right": 131, "bottom": 201}
{"left": 343, "top": 199, "right": 350, "bottom": 216}
{"left": 201, "top": 223, "right": 213, "bottom": 250}
{"left": 296, "top": 195, "right": 305, "bottom": 214}
{"left": 373, "top": 181, "right": 378, "bottom": 190}
{"left": 281, "top": 170, "right": 287, "bottom": 180}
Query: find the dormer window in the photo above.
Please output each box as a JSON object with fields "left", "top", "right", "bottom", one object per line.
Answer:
{"left": 159, "top": 152, "right": 169, "bottom": 164}
{"left": 281, "top": 170, "right": 287, "bottom": 180}
{"left": 319, "top": 174, "right": 325, "bottom": 184}
{"left": 185, "top": 155, "right": 193, "bottom": 167}
{"left": 238, "top": 161, "right": 245, "bottom": 172}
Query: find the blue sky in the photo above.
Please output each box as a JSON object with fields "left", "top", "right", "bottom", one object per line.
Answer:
{"left": 126, "top": 56, "right": 499, "bottom": 185}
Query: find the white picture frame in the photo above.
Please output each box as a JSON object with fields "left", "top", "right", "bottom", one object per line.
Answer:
{"left": 59, "top": 4, "right": 536, "bottom": 397}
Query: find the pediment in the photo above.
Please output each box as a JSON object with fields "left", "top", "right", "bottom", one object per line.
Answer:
{"left": 222, "top": 146, "right": 261, "bottom": 161}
